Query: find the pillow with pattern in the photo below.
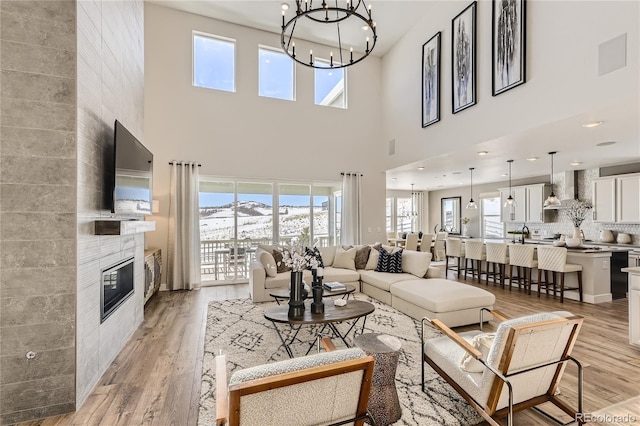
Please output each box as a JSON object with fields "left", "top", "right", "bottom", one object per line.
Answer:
{"left": 305, "top": 247, "right": 324, "bottom": 269}
{"left": 375, "top": 248, "right": 403, "bottom": 273}
{"left": 272, "top": 248, "right": 292, "bottom": 273}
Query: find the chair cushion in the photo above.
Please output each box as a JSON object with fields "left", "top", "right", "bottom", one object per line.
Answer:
{"left": 308, "top": 266, "right": 360, "bottom": 284}
{"left": 460, "top": 332, "right": 495, "bottom": 373}
{"left": 561, "top": 263, "right": 582, "bottom": 273}
{"left": 229, "top": 348, "right": 366, "bottom": 384}
{"left": 390, "top": 279, "right": 495, "bottom": 313}
{"left": 264, "top": 271, "right": 294, "bottom": 289}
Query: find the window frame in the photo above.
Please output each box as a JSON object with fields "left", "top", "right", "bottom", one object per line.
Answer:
{"left": 258, "top": 45, "right": 296, "bottom": 101}
{"left": 314, "top": 58, "right": 347, "bottom": 109}
{"left": 192, "top": 30, "right": 237, "bottom": 92}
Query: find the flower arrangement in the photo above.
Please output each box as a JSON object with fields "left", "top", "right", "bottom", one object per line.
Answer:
{"left": 461, "top": 217, "right": 470, "bottom": 225}
{"left": 281, "top": 245, "right": 319, "bottom": 272}
{"left": 563, "top": 199, "right": 593, "bottom": 227}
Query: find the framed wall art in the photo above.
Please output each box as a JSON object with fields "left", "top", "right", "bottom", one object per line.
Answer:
{"left": 422, "top": 32, "right": 441, "bottom": 128}
{"left": 452, "top": 2, "right": 477, "bottom": 113}
{"left": 492, "top": 0, "right": 526, "bottom": 96}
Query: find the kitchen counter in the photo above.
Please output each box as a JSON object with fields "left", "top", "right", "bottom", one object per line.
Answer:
{"left": 622, "top": 267, "right": 640, "bottom": 347}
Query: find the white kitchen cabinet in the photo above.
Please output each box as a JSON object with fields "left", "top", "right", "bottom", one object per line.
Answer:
{"left": 499, "top": 184, "right": 547, "bottom": 223}
{"left": 628, "top": 272, "right": 640, "bottom": 347}
{"left": 616, "top": 174, "right": 640, "bottom": 223}
{"left": 592, "top": 177, "right": 616, "bottom": 223}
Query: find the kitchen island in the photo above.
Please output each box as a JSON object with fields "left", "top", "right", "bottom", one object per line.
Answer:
{"left": 477, "top": 239, "right": 637, "bottom": 304}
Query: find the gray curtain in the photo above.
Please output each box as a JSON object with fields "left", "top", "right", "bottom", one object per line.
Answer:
{"left": 167, "top": 161, "right": 201, "bottom": 290}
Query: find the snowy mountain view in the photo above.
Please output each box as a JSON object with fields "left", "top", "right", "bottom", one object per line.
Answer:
{"left": 200, "top": 200, "right": 328, "bottom": 244}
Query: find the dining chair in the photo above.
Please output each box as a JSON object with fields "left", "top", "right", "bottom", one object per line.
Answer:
{"left": 405, "top": 233, "right": 419, "bottom": 251}
{"left": 419, "top": 233, "right": 435, "bottom": 253}
{"left": 433, "top": 232, "right": 448, "bottom": 261}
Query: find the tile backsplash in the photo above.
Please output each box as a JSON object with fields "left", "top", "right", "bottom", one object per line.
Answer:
{"left": 506, "top": 167, "right": 640, "bottom": 246}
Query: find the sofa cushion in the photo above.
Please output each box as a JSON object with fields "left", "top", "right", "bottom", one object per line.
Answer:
{"left": 318, "top": 246, "right": 336, "bottom": 267}
{"left": 401, "top": 250, "right": 432, "bottom": 278}
{"left": 359, "top": 270, "right": 415, "bottom": 292}
{"left": 256, "top": 248, "right": 277, "bottom": 278}
{"left": 376, "top": 248, "right": 403, "bottom": 273}
{"left": 390, "top": 279, "right": 496, "bottom": 313}
{"left": 333, "top": 246, "right": 357, "bottom": 270}
{"left": 264, "top": 271, "right": 294, "bottom": 289}
{"left": 315, "top": 266, "right": 360, "bottom": 283}
{"left": 354, "top": 245, "right": 371, "bottom": 270}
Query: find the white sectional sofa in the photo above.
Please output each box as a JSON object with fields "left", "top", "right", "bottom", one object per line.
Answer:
{"left": 249, "top": 244, "right": 495, "bottom": 327}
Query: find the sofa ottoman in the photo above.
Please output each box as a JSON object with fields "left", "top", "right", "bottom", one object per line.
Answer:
{"left": 390, "top": 278, "right": 495, "bottom": 327}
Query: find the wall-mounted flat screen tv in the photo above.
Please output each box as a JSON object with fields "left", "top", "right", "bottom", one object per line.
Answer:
{"left": 112, "top": 120, "right": 153, "bottom": 215}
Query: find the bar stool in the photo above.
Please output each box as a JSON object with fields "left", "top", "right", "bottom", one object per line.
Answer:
{"left": 445, "top": 238, "right": 464, "bottom": 278}
{"left": 433, "top": 232, "right": 448, "bottom": 261}
{"left": 507, "top": 244, "right": 537, "bottom": 294}
{"left": 536, "top": 246, "right": 583, "bottom": 303}
{"left": 463, "top": 239, "right": 486, "bottom": 283}
{"left": 485, "top": 242, "right": 509, "bottom": 288}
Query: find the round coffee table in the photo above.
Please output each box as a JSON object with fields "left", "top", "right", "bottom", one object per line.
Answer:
{"left": 354, "top": 333, "right": 402, "bottom": 426}
{"left": 269, "top": 283, "right": 356, "bottom": 304}
{"left": 264, "top": 300, "right": 375, "bottom": 358}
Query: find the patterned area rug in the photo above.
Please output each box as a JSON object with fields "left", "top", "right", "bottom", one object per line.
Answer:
{"left": 198, "top": 294, "right": 483, "bottom": 425}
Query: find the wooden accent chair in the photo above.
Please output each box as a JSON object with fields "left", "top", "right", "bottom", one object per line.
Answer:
{"left": 421, "top": 310, "right": 585, "bottom": 426}
{"left": 215, "top": 346, "right": 377, "bottom": 426}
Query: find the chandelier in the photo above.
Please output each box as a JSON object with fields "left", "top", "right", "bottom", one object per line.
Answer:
{"left": 280, "top": 0, "right": 377, "bottom": 69}
{"left": 466, "top": 168, "right": 477, "bottom": 209}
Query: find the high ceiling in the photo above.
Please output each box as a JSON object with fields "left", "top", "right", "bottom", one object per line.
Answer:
{"left": 151, "top": 1, "right": 640, "bottom": 192}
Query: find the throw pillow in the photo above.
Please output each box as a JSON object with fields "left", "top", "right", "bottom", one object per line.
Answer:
{"left": 305, "top": 247, "right": 324, "bottom": 269}
{"left": 460, "top": 333, "right": 496, "bottom": 373}
{"left": 272, "top": 248, "right": 292, "bottom": 273}
{"left": 375, "top": 248, "right": 403, "bottom": 273}
{"left": 318, "top": 246, "right": 336, "bottom": 267}
{"left": 332, "top": 246, "right": 357, "bottom": 270}
{"left": 401, "top": 250, "right": 432, "bottom": 278}
{"left": 354, "top": 245, "right": 372, "bottom": 270}
{"left": 365, "top": 243, "right": 383, "bottom": 270}
{"left": 256, "top": 248, "right": 277, "bottom": 277}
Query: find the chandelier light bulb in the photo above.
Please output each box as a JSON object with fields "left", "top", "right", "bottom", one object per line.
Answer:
{"left": 466, "top": 168, "right": 478, "bottom": 209}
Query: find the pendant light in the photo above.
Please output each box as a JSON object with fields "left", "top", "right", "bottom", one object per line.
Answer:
{"left": 544, "top": 151, "right": 562, "bottom": 208}
{"left": 503, "top": 160, "right": 517, "bottom": 207}
{"left": 466, "top": 168, "right": 477, "bottom": 209}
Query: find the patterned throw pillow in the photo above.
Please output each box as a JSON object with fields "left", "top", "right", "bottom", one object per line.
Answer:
{"left": 272, "top": 249, "right": 292, "bottom": 273}
{"left": 375, "top": 248, "right": 403, "bottom": 273}
{"left": 305, "top": 247, "right": 324, "bottom": 269}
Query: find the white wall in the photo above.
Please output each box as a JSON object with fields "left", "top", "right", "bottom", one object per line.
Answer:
{"left": 144, "top": 4, "right": 388, "bottom": 276}
{"left": 381, "top": 0, "right": 639, "bottom": 169}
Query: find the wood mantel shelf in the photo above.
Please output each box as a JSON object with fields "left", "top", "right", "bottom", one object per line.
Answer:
{"left": 94, "top": 220, "right": 156, "bottom": 235}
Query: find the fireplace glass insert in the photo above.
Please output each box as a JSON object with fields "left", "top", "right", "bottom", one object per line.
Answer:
{"left": 101, "top": 257, "right": 135, "bottom": 323}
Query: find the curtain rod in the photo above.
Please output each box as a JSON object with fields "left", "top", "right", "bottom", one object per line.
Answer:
{"left": 168, "top": 161, "right": 202, "bottom": 167}
{"left": 341, "top": 172, "right": 363, "bottom": 176}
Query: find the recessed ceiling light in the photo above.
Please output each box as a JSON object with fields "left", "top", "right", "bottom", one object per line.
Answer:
{"left": 597, "top": 141, "right": 617, "bottom": 146}
{"left": 570, "top": 161, "right": 583, "bottom": 166}
{"left": 501, "top": 173, "right": 508, "bottom": 177}
{"left": 477, "top": 151, "right": 488, "bottom": 156}
{"left": 442, "top": 174, "right": 447, "bottom": 177}
{"left": 452, "top": 171, "right": 462, "bottom": 175}
{"left": 582, "top": 121, "right": 603, "bottom": 128}
{"left": 527, "top": 157, "right": 538, "bottom": 161}
{"left": 281, "top": 3, "right": 289, "bottom": 10}
{"left": 459, "top": 182, "right": 464, "bottom": 185}
{"left": 417, "top": 166, "right": 425, "bottom": 171}
{"left": 391, "top": 177, "right": 397, "bottom": 181}
{"left": 437, "top": 185, "right": 444, "bottom": 188}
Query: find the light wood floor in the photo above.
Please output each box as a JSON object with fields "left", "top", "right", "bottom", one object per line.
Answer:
{"left": 19, "top": 270, "right": 640, "bottom": 426}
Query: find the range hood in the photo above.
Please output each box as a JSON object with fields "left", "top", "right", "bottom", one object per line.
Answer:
{"left": 543, "top": 170, "right": 579, "bottom": 210}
